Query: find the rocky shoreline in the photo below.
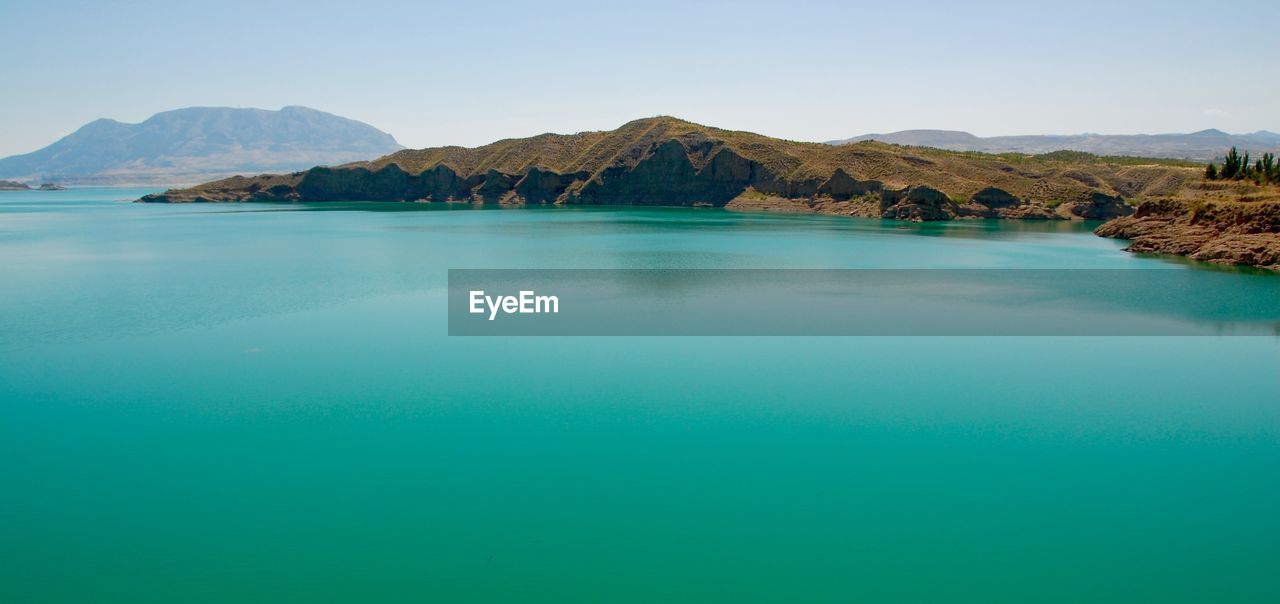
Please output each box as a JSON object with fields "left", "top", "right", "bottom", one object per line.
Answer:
{"left": 1095, "top": 199, "right": 1280, "bottom": 270}
{"left": 724, "top": 185, "right": 1131, "bottom": 222}
{"left": 144, "top": 168, "right": 1135, "bottom": 223}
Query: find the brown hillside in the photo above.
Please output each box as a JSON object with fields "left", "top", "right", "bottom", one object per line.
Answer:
{"left": 141, "top": 116, "right": 1218, "bottom": 223}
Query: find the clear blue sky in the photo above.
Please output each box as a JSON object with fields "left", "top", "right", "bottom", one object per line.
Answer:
{"left": 2, "top": 0, "right": 1276, "bottom": 156}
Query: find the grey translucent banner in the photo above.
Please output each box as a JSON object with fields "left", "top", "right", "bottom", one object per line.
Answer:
{"left": 448, "top": 269, "right": 1280, "bottom": 336}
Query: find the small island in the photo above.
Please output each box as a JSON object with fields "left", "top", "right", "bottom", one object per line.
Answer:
{"left": 0, "top": 181, "right": 67, "bottom": 191}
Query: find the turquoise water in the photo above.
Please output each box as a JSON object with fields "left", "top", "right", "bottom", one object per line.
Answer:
{"left": 2, "top": 188, "right": 1278, "bottom": 602}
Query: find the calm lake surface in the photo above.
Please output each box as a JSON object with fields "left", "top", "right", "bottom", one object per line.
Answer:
{"left": 2, "top": 188, "right": 1278, "bottom": 602}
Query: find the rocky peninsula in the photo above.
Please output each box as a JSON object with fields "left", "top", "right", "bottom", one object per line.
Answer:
{"left": 139, "top": 117, "right": 1280, "bottom": 269}
{"left": 1096, "top": 197, "right": 1280, "bottom": 270}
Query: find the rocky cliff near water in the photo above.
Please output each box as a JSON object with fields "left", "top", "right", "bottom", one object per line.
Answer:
{"left": 1096, "top": 198, "right": 1280, "bottom": 270}
{"left": 0, "top": 180, "right": 29, "bottom": 190}
{"left": 141, "top": 116, "right": 1208, "bottom": 224}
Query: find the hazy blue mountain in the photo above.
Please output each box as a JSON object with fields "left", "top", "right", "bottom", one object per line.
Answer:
{"left": 827, "top": 128, "right": 1280, "bottom": 161}
{"left": 1249, "top": 130, "right": 1280, "bottom": 143}
{"left": 0, "top": 106, "right": 402, "bottom": 184}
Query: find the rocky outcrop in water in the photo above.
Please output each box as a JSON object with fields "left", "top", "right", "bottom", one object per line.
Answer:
{"left": 879, "top": 186, "right": 957, "bottom": 221}
{"left": 1096, "top": 199, "right": 1280, "bottom": 270}
{"left": 0, "top": 180, "right": 29, "bottom": 190}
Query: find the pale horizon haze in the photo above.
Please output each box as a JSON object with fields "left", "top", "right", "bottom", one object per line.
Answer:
{"left": 1, "top": 0, "right": 1277, "bottom": 157}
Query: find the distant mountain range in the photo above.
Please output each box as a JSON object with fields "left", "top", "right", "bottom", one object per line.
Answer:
{"left": 0, "top": 106, "right": 402, "bottom": 185}
{"left": 827, "top": 129, "right": 1280, "bottom": 162}
{"left": 8, "top": 106, "right": 1276, "bottom": 186}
